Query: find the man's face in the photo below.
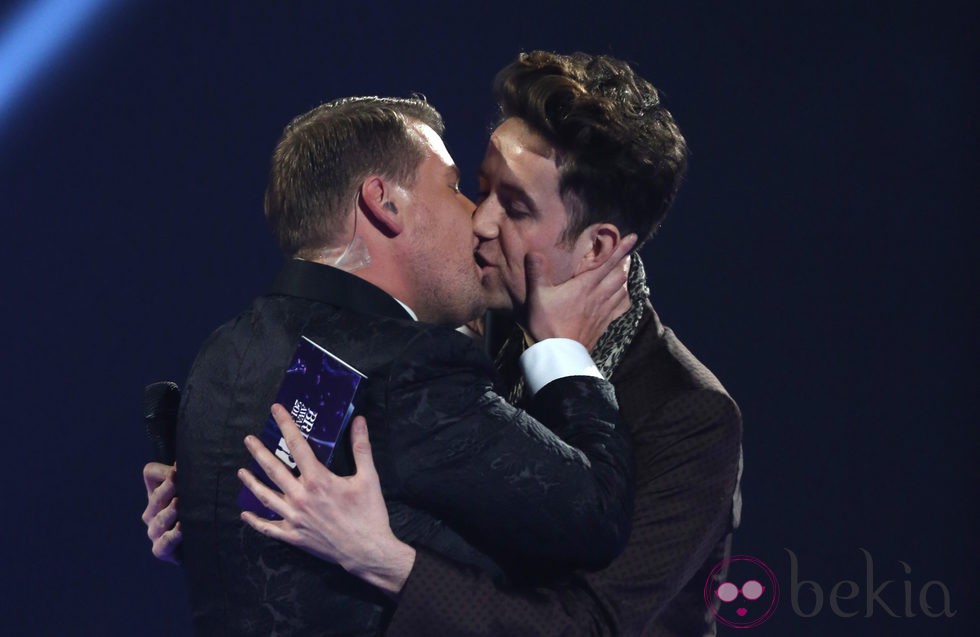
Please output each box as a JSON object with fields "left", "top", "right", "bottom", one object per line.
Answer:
{"left": 398, "top": 122, "right": 486, "bottom": 326}
{"left": 473, "top": 117, "right": 580, "bottom": 312}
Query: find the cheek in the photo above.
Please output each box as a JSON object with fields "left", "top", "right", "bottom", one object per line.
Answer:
{"left": 521, "top": 225, "right": 565, "bottom": 264}
{"left": 498, "top": 229, "right": 530, "bottom": 271}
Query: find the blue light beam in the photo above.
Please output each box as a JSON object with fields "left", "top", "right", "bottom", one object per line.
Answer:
{"left": 0, "top": 0, "right": 118, "bottom": 125}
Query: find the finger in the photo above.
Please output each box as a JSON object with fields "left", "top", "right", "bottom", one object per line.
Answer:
{"left": 240, "top": 510, "right": 293, "bottom": 544}
{"left": 154, "top": 470, "right": 178, "bottom": 501}
{"left": 611, "top": 235, "right": 637, "bottom": 276}
{"left": 147, "top": 495, "right": 180, "bottom": 541}
{"left": 611, "top": 233, "right": 638, "bottom": 263}
{"left": 270, "top": 403, "right": 321, "bottom": 474}
{"left": 563, "top": 262, "right": 628, "bottom": 321}
{"left": 151, "top": 520, "right": 183, "bottom": 563}
{"left": 572, "top": 235, "right": 636, "bottom": 300}
{"left": 142, "top": 462, "right": 174, "bottom": 495}
{"left": 524, "top": 251, "right": 555, "bottom": 295}
{"left": 591, "top": 253, "right": 632, "bottom": 302}
{"left": 243, "top": 433, "right": 303, "bottom": 496}
{"left": 586, "top": 233, "right": 638, "bottom": 282}
{"left": 152, "top": 524, "right": 184, "bottom": 565}
{"left": 602, "top": 275, "right": 631, "bottom": 312}
{"left": 237, "top": 466, "right": 291, "bottom": 520}
{"left": 349, "top": 416, "right": 379, "bottom": 482}
{"left": 142, "top": 472, "right": 177, "bottom": 524}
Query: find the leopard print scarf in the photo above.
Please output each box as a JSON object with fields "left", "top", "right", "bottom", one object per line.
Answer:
{"left": 496, "top": 254, "right": 650, "bottom": 405}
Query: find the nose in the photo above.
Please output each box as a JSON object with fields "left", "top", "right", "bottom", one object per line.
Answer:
{"left": 472, "top": 199, "right": 500, "bottom": 240}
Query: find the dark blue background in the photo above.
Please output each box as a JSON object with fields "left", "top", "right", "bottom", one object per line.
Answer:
{"left": 1, "top": 1, "right": 974, "bottom": 635}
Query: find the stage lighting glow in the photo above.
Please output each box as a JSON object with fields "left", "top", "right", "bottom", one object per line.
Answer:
{"left": 0, "top": 0, "right": 117, "bottom": 124}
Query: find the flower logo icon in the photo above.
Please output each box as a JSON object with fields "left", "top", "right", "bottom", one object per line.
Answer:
{"left": 704, "top": 554, "right": 779, "bottom": 629}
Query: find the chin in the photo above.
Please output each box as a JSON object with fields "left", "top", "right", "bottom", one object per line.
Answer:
{"left": 484, "top": 294, "right": 514, "bottom": 313}
{"left": 480, "top": 280, "right": 512, "bottom": 312}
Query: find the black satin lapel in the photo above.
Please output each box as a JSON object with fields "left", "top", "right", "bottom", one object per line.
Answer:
{"left": 271, "top": 259, "right": 411, "bottom": 321}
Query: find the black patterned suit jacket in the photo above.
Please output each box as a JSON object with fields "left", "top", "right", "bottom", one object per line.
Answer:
{"left": 385, "top": 303, "right": 743, "bottom": 637}
{"left": 176, "top": 259, "right": 634, "bottom": 636}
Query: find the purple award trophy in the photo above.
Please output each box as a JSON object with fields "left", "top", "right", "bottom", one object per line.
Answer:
{"left": 238, "top": 335, "right": 367, "bottom": 519}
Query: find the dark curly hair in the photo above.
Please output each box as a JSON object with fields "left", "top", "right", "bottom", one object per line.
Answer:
{"left": 494, "top": 51, "right": 688, "bottom": 246}
{"left": 264, "top": 96, "right": 444, "bottom": 257}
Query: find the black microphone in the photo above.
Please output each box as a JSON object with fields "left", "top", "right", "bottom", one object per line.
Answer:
{"left": 144, "top": 381, "right": 180, "bottom": 464}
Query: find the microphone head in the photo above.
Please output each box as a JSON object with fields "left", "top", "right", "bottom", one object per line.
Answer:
{"left": 144, "top": 380, "right": 180, "bottom": 420}
{"left": 144, "top": 381, "right": 180, "bottom": 464}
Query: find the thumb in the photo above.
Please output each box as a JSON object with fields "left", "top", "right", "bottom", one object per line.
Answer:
{"left": 524, "top": 252, "right": 554, "bottom": 297}
{"left": 350, "top": 416, "right": 378, "bottom": 480}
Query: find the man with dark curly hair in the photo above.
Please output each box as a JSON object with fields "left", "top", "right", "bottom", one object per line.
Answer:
{"left": 145, "top": 51, "right": 743, "bottom": 636}
{"left": 377, "top": 49, "right": 743, "bottom": 637}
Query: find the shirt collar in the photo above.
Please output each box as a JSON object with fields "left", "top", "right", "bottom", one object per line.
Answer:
{"left": 270, "top": 259, "right": 414, "bottom": 322}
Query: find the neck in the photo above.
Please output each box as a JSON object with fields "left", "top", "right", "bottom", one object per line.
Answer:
{"left": 302, "top": 238, "right": 370, "bottom": 272}
{"left": 317, "top": 253, "right": 424, "bottom": 324}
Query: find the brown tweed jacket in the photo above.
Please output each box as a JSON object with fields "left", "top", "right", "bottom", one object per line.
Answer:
{"left": 385, "top": 303, "right": 743, "bottom": 637}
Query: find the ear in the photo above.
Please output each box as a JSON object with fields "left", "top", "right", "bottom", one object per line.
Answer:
{"left": 572, "top": 223, "right": 624, "bottom": 275}
{"left": 359, "top": 176, "right": 404, "bottom": 237}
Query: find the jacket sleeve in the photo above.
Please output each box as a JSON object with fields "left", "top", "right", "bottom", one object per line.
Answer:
{"left": 384, "top": 388, "right": 742, "bottom": 637}
{"left": 379, "top": 327, "right": 635, "bottom": 572}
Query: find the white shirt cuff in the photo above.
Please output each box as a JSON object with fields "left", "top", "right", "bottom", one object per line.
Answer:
{"left": 520, "top": 338, "right": 603, "bottom": 396}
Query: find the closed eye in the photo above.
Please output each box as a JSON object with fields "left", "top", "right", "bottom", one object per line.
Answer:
{"left": 502, "top": 199, "right": 531, "bottom": 219}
